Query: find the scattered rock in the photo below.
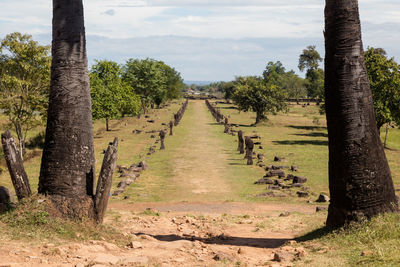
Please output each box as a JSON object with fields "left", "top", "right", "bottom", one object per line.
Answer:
{"left": 138, "top": 161, "right": 149, "bottom": 170}
{"left": 93, "top": 254, "right": 119, "bottom": 265}
{"left": 293, "top": 176, "right": 307, "bottom": 184}
{"left": 265, "top": 170, "right": 285, "bottom": 178}
{"left": 296, "top": 191, "right": 309, "bottom": 198}
{"left": 127, "top": 241, "right": 143, "bottom": 249}
{"left": 150, "top": 135, "right": 156, "bottom": 138}
{"left": 213, "top": 252, "right": 235, "bottom": 262}
{"left": 291, "top": 165, "right": 299, "bottom": 172}
{"left": 259, "top": 146, "right": 264, "bottom": 149}
{"left": 0, "top": 186, "right": 15, "bottom": 213}
{"left": 274, "top": 156, "right": 285, "bottom": 162}
{"left": 316, "top": 206, "right": 328, "bottom": 212}
{"left": 147, "top": 120, "right": 155, "bottom": 123}
{"left": 268, "top": 185, "right": 281, "bottom": 190}
{"left": 254, "top": 178, "right": 274, "bottom": 185}
{"left": 279, "top": 212, "right": 290, "bottom": 217}
{"left": 292, "top": 183, "right": 303, "bottom": 188}
{"left": 273, "top": 251, "right": 292, "bottom": 262}
{"left": 257, "top": 192, "right": 287, "bottom": 198}
{"left": 316, "top": 194, "right": 330, "bottom": 203}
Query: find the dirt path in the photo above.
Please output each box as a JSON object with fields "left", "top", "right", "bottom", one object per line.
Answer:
{"left": 169, "top": 100, "right": 233, "bottom": 201}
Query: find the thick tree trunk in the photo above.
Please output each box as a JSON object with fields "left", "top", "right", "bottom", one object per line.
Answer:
{"left": 94, "top": 138, "right": 118, "bottom": 224}
{"left": 39, "top": 0, "right": 96, "bottom": 219}
{"left": 324, "top": 0, "right": 398, "bottom": 228}
{"left": 1, "top": 130, "right": 31, "bottom": 200}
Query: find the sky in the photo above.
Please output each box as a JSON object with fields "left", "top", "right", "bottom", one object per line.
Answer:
{"left": 1, "top": 0, "right": 400, "bottom": 81}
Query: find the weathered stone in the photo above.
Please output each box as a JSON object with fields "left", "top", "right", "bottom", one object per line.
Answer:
{"left": 265, "top": 170, "right": 285, "bottom": 178}
{"left": 291, "top": 165, "right": 299, "bottom": 172}
{"left": 316, "top": 206, "right": 328, "bottom": 212}
{"left": 274, "top": 156, "right": 285, "bottom": 162}
{"left": 254, "top": 178, "right": 274, "bottom": 185}
{"left": 296, "top": 191, "right": 309, "bottom": 197}
{"left": 316, "top": 194, "right": 330, "bottom": 203}
{"left": 0, "top": 186, "right": 15, "bottom": 213}
{"left": 268, "top": 185, "right": 281, "bottom": 190}
{"left": 293, "top": 176, "right": 307, "bottom": 184}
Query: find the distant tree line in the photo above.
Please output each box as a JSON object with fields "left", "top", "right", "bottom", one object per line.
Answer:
{"left": 90, "top": 58, "right": 184, "bottom": 130}
{"left": 0, "top": 33, "right": 185, "bottom": 151}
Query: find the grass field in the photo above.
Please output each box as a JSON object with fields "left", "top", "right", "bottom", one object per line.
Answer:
{"left": 1, "top": 99, "right": 400, "bottom": 266}
{"left": 1, "top": 99, "right": 399, "bottom": 202}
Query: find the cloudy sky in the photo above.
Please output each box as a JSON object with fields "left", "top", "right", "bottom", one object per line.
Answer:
{"left": 1, "top": 0, "right": 400, "bottom": 81}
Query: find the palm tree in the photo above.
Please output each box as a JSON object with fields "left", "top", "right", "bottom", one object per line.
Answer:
{"left": 38, "top": 0, "right": 96, "bottom": 219}
{"left": 324, "top": 0, "right": 398, "bottom": 227}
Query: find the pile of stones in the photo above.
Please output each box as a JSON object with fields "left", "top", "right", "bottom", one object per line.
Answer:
{"left": 254, "top": 158, "right": 313, "bottom": 198}
{"left": 205, "top": 100, "right": 235, "bottom": 135}
{"left": 113, "top": 161, "right": 149, "bottom": 196}
{"left": 174, "top": 99, "right": 189, "bottom": 126}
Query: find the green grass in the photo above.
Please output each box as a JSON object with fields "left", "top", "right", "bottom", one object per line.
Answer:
{"left": 296, "top": 212, "right": 400, "bottom": 267}
{"left": 0, "top": 195, "right": 129, "bottom": 245}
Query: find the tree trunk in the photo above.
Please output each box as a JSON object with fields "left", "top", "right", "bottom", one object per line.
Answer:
{"left": 39, "top": 0, "right": 96, "bottom": 220}
{"left": 255, "top": 111, "right": 264, "bottom": 125}
{"left": 106, "top": 118, "right": 109, "bottom": 131}
{"left": 1, "top": 130, "right": 31, "bottom": 200}
{"left": 324, "top": 0, "right": 398, "bottom": 228}
{"left": 94, "top": 138, "right": 118, "bottom": 224}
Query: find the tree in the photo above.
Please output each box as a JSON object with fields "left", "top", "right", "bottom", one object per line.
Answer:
{"left": 232, "top": 76, "right": 287, "bottom": 125}
{"left": 281, "top": 70, "right": 307, "bottom": 100}
{"left": 221, "top": 81, "right": 235, "bottom": 101}
{"left": 162, "top": 64, "right": 184, "bottom": 101}
{"left": 90, "top": 60, "right": 140, "bottom": 131}
{"left": 123, "top": 58, "right": 167, "bottom": 112}
{"left": 364, "top": 47, "right": 400, "bottom": 132}
{"left": 324, "top": 0, "right": 398, "bottom": 228}
{"left": 39, "top": 0, "right": 97, "bottom": 219}
{"left": 0, "top": 33, "right": 50, "bottom": 159}
{"left": 298, "top": 46, "right": 324, "bottom": 99}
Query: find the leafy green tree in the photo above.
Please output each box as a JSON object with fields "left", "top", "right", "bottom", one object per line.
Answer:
{"left": 0, "top": 32, "right": 51, "bottom": 158}
{"left": 364, "top": 47, "right": 400, "bottom": 132}
{"left": 298, "top": 46, "right": 324, "bottom": 99}
{"left": 232, "top": 76, "right": 287, "bottom": 125}
{"left": 222, "top": 81, "right": 235, "bottom": 101}
{"left": 162, "top": 64, "right": 184, "bottom": 101}
{"left": 90, "top": 60, "right": 139, "bottom": 131}
{"left": 123, "top": 58, "right": 167, "bottom": 112}
{"left": 281, "top": 70, "right": 307, "bottom": 100}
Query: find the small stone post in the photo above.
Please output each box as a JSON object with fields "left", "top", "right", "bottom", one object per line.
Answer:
{"left": 245, "top": 136, "right": 254, "bottom": 165}
{"left": 1, "top": 130, "right": 31, "bottom": 200}
{"left": 159, "top": 130, "right": 166, "bottom": 150}
{"left": 238, "top": 131, "right": 244, "bottom": 154}
{"left": 169, "top": 121, "right": 173, "bottom": 136}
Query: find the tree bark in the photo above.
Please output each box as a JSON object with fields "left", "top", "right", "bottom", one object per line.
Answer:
{"left": 324, "top": 0, "right": 398, "bottom": 228}
{"left": 39, "top": 0, "right": 96, "bottom": 219}
{"left": 106, "top": 118, "right": 109, "bottom": 131}
{"left": 94, "top": 138, "right": 118, "bottom": 224}
{"left": 1, "top": 130, "right": 31, "bottom": 200}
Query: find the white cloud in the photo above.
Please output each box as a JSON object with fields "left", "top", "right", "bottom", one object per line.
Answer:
{"left": 0, "top": 0, "right": 400, "bottom": 80}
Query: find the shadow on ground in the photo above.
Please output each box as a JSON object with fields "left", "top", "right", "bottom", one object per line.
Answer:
{"left": 273, "top": 140, "right": 328, "bottom": 146}
{"left": 293, "top": 132, "right": 328, "bottom": 138}
{"left": 288, "top": 125, "right": 326, "bottom": 131}
{"left": 138, "top": 233, "right": 291, "bottom": 249}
